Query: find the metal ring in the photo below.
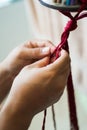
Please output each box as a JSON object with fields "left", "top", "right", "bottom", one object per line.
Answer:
{"left": 39, "top": 0, "right": 87, "bottom": 12}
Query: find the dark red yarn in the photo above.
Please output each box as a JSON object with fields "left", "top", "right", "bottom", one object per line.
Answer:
{"left": 42, "top": 1, "right": 87, "bottom": 130}
{"left": 42, "top": 109, "right": 47, "bottom": 130}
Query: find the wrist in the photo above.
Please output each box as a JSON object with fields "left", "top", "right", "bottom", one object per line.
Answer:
{"left": 0, "top": 61, "right": 15, "bottom": 80}
{"left": 0, "top": 62, "right": 14, "bottom": 103}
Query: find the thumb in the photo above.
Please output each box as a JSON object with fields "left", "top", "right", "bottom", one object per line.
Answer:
{"left": 47, "top": 50, "right": 70, "bottom": 71}
{"left": 28, "top": 57, "right": 50, "bottom": 68}
{"left": 23, "top": 47, "right": 51, "bottom": 60}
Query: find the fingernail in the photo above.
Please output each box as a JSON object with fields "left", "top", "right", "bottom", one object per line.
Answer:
{"left": 42, "top": 47, "right": 50, "bottom": 54}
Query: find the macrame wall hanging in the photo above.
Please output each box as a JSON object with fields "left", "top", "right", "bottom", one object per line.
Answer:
{"left": 39, "top": 0, "right": 87, "bottom": 130}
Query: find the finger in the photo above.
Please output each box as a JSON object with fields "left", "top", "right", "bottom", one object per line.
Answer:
{"left": 28, "top": 57, "right": 50, "bottom": 68}
{"left": 24, "top": 40, "right": 55, "bottom": 53}
{"left": 22, "top": 47, "right": 51, "bottom": 60}
{"left": 47, "top": 50, "right": 70, "bottom": 71}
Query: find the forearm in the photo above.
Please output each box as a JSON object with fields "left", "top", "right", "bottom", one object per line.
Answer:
{"left": 0, "top": 62, "right": 14, "bottom": 103}
{"left": 0, "top": 96, "right": 33, "bottom": 130}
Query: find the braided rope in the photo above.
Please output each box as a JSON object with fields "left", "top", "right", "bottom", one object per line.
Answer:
{"left": 42, "top": 1, "right": 87, "bottom": 130}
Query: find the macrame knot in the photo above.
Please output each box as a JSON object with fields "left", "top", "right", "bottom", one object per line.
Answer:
{"left": 81, "top": 0, "right": 87, "bottom": 4}
{"left": 65, "top": 19, "right": 77, "bottom": 32}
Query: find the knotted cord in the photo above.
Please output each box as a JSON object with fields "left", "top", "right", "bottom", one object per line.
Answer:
{"left": 42, "top": 1, "right": 87, "bottom": 130}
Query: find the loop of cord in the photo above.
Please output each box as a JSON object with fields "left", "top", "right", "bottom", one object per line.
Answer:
{"left": 65, "top": 20, "right": 77, "bottom": 31}
{"left": 42, "top": 1, "right": 87, "bottom": 130}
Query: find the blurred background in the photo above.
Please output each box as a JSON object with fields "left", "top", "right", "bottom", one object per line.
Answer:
{"left": 0, "top": 0, "right": 33, "bottom": 61}
{"left": 0, "top": 1, "right": 57, "bottom": 130}
{"left": 0, "top": 0, "right": 87, "bottom": 130}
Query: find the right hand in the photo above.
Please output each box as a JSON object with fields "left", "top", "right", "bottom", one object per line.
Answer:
{"left": 7, "top": 50, "right": 70, "bottom": 115}
{"left": 0, "top": 50, "right": 70, "bottom": 130}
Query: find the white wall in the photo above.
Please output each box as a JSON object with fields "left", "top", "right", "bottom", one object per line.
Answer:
{"left": 0, "top": 0, "right": 33, "bottom": 61}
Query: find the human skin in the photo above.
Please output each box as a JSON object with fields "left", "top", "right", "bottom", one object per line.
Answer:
{"left": 0, "top": 40, "right": 55, "bottom": 103}
{"left": 0, "top": 49, "right": 70, "bottom": 130}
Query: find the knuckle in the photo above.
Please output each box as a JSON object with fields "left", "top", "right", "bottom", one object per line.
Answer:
{"left": 15, "top": 46, "right": 23, "bottom": 58}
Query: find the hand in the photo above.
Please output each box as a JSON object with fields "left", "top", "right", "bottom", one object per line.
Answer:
{"left": 2, "top": 40, "right": 55, "bottom": 77}
{"left": 0, "top": 50, "right": 70, "bottom": 130}
{"left": 8, "top": 50, "right": 70, "bottom": 114}
{"left": 0, "top": 40, "right": 55, "bottom": 103}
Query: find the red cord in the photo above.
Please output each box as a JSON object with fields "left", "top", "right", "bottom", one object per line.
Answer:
{"left": 42, "top": 1, "right": 87, "bottom": 130}
{"left": 42, "top": 109, "right": 47, "bottom": 130}
{"left": 52, "top": 105, "right": 57, "bottom": 130}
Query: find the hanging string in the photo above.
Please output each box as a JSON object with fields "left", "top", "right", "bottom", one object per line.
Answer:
{"left": 42, "top": 109, "right": 47, "bottom": 130}
{"left": 42, "top": 1, "right": 87, "bottom": 130}
{"left": 51, "top": 105, "right": 57, "bottom": 130}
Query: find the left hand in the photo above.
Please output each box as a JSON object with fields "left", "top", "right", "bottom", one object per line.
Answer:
{"left": 2, "top": 40, "right": 55, "bottom": 77}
